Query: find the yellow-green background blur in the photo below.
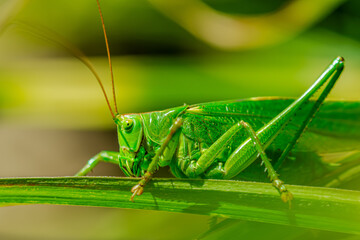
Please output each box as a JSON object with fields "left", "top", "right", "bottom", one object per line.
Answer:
{"left": 0, "top": 0, "right": 359, "bottom": 239}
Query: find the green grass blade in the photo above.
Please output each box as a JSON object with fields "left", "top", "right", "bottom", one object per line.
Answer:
{"left": 0, "top": 177, "right": 359, "bottom": 234}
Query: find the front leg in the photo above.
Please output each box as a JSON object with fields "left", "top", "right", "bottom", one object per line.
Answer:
{"left": 75, "top": 151, "right": 121, "bottom": 176}
{"left": 130, "top": 118, "right": 184, "bottom": 202}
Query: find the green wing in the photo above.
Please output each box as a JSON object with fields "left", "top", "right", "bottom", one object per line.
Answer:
{"left": 182, "top": 97, "right": 360, "bottom": 155}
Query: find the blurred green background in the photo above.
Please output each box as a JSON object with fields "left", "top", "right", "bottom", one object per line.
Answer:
{"left": 0, "top": 0, "right": 360, "bottom": 239}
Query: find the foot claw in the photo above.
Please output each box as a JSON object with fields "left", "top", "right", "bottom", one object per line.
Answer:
{"left": 130, "top": 184, "right": 144, "bottom": 202}
{"left": 273, "top": 179, "right": 293, "bottom": 207}
{"left": 281, "top": 191, "right": 293, "bottom": 208}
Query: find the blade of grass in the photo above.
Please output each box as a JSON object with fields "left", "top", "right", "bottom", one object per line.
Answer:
{"left": 0, "top": 177, "right": 359, "bottom": 234}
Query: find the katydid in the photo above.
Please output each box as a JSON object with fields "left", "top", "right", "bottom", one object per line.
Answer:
{"left": 76, "top": 0, "right": 346, "bottom": 203}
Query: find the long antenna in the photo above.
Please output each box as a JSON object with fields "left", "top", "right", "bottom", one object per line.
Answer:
{"left": 96, "top": 0, "right": 119, "bottom": 116}
{"left": 10, "top": 21, "right": 116, "bottom": 118}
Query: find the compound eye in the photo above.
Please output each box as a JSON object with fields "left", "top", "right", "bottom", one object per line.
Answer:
{"left": 122, "top": 119, "right": 134, "bottom": 132}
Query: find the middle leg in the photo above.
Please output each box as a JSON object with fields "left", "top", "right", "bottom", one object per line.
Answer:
{"left": 182, "top": 119, "right": 293, "bottom": 203}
